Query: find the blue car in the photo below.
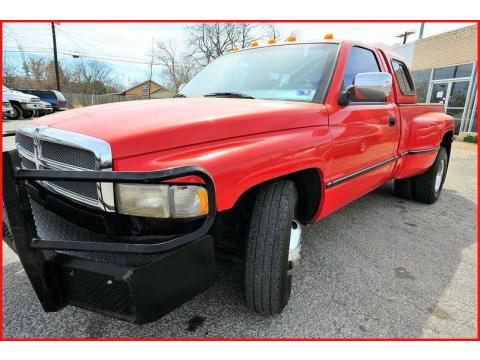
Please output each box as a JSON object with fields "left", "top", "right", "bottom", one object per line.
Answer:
{"left": 15, "top": 88, "right": 67, "bottom": 112}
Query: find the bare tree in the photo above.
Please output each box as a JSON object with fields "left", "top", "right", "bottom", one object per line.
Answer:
{"left": 2, "top": 27, "right": 17, "bottom": 84}
{"left": 2, "top": 59, "right": 19, "bottom": 86}
{"left": 186, "top": 23, "right": 260, "bottom": 66}
{"left": 154, "top": 40, "right": 197, "bottom": 92}
{"left": 4, "top": 54, "right": 119, "bottom": 94}
{"left": 70, "top": 59, "right": 118, "bottom": 93}
{"left": 262, "top": 23, "right": 283, "bottom": 40}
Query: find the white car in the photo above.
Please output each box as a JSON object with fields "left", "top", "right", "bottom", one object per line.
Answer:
{"left": 38, "top": 100, "right": 54, "bottom": 116}
{"left": 3, "top": 100, "right": 13, "bottom": 118}
{"left": 2, "top": 85, "right": 42, "bottom": 120}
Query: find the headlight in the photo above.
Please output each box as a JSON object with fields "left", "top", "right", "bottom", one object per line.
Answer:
{"left": 115, "top": 184, "right": 209, "bottom": 218}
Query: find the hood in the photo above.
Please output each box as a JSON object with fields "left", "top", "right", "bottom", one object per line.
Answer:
{"left": 3, "top": 89, "right": 39, "bottom": 101}
{"left": 31, "top": 98, "right": 328, "bottom": 159}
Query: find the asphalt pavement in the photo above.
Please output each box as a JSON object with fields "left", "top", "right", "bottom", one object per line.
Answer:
{"left": 2, "top": 119, "right": 477, "bottom": 338}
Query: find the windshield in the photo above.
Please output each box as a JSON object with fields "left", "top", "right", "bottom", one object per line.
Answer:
{"left": 181, "top": 43, "right": 339, "bottom": 103}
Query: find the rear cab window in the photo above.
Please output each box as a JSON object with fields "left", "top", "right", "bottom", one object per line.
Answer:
{"left": 391, "top": 60, "right": 415, "bottom": 96}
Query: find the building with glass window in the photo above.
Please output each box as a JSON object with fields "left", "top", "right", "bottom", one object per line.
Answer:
{"left": 394, "top": 25, "right": 477, "bottom": 134}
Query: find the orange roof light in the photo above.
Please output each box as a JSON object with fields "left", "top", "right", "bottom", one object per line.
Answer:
{"left": 232, "top": 47, "right": 239, "bottom": 52}
{"left": 268, "top": 38, "right": 277, "bottom": 44}
{"left": 287, "top": 35, "right": 296, "bottom": 42}
{"left": 250, "top": 41, "right": 259, "bottom": 47}
{"left": 324, "top": 33, "right": 334, "bottom": 40}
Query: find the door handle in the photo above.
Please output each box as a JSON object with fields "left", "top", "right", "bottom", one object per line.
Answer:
{"left": 389, "top": 117, "right": 396, "bottom": 127}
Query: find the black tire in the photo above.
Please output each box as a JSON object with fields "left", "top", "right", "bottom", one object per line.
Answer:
{"left": 394, "top": 177, "right": 414, "bottom": 200}
{"left": 414, "top": 147, "right": 449, "bottom": 204}
{"left": 23, "top": 110, "right": 34, "bottom": 119}
{"left": 7, "top": 104, "right": 22, "bottom": 120}
{"left": 244, "top": 179, "right": 298, "bottom": 314}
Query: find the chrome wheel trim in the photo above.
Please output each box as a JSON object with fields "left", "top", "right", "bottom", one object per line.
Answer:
{"left": 435, "top": 159, "right": 445, "bottom": 192}
{"left": 9, "top": 106, "right": 18, "bottom": 119}
{"left": 287, "top": 219, "right": 302, "bottom": 274}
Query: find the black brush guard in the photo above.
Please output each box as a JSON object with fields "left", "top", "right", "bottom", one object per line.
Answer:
{"left": 2, "top": 142, "right": 217, "bottom": 324}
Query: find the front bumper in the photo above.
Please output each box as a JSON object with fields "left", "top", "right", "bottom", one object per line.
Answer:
{"left": 3, "top": 104, "right": 13, "bottom": 116}
{"left": 40, "top": 107, "right": 54, "bottom": 114}
{"left": 21, "top": 102, "right": 43, "bottom": 110}
{"left": 2, "top": 146, "right": 217, "bottom": 324}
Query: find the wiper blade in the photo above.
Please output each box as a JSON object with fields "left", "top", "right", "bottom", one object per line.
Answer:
{"left": 173, "top": 93, "right": 187, "bottom": 98}
{"left": 204, "top": 92, "right": 255, "bottom": 99}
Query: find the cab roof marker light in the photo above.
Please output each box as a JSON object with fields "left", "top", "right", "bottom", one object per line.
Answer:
{"left": 324, "top": 33, "right": 334, "bottom": 40}
{"left": 286, "top": 35, "right": 296, "bottom": 42}
{"left": 232, "top": 47, "right": 239, "bottom": 52}
{"left": 250, "top": 41, "right": 259, "bottom": 47}
{"left": 267, "top": 38, "right": 277, "bottom": 44}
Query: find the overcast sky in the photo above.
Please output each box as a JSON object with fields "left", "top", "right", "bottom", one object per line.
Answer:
{"left": 2, "top": 22, "right": 474, "bottom": 89}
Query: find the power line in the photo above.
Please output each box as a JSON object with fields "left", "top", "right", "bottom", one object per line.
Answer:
{"left": 55, "top": 28, "right": 144, "bottom": 47}
{"left": 3, "top": 48, "right": 192, "bottom": 69}
{"left": 4, "top": 48, "right": 153, "bottom": 64}
{"left": 4, "top": 46, "right": 150, "bottom": 63}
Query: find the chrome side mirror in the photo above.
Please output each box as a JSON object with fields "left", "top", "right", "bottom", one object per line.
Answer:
{"left": 338, "top": 72, "right": 393, "bottom": 106}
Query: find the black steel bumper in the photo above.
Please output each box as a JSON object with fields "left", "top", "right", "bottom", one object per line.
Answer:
{"left": 2, "top": 146, "right": 217, "bottom": 324}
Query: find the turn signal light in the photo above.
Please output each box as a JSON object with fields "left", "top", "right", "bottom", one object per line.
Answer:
{"left": 250, "top": 41, "right": 259, "bottom": 47}
{"left": 324, "top": 33, "right": 334, "bottom": 40}
{"left": 287, "top": 35, "right": 296, "bottom": 42}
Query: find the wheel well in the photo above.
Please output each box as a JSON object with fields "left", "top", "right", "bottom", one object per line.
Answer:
{"left": 233, "top": 168, "right": 322, "bottom": 224}
{"left": 9, "top": 100, "right": 21, "bottom": 106}
{"left": 213, "top": 169, "right": 322, "bottom": 261}
{"left": 441, "top": 130, "right": 454, "bottom": 159}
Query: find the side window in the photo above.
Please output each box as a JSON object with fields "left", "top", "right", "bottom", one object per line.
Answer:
{"left": 343, "top": 46, "right": 381, "bottom": 94}
{"left": 391, "top": 60, "right": 415, "bottom": 95}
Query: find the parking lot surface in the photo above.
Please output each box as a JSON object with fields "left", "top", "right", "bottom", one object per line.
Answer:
{"left": 2, "top": 119, "right": 478, "bottom": 338}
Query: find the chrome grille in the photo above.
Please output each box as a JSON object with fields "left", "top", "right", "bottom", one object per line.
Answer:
{"left": 17, "top": 133, "right": 35, "bottom": 154}
{"left": 21, "top": 157, "right": 36, "bottom": 169}
{"left": 15, "top": 126, "right": 114, "bottom": 211}
{"left": 48, "top": 181, "right": 99, "bottom": 200}
{"left": 41, "top": 141, "right": 96, "bottom": 169}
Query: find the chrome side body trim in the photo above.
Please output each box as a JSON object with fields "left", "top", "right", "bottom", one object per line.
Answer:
{"left": 408, "top": 147, "right": 440, "bottom": 155}
{"left": 326, "top": 156, "right": 397, "bottom": 188}
{"left": 326, "top": 147, "right": 440, "bottom": 189}
{"left": 16, "top": 124, "right": 115, "bottom": 212}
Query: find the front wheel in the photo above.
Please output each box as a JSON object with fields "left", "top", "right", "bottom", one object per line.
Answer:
{"left": 244, "top": 179, "right": 302, "bottom": 314}
{"left": 7, "top": 104, "right": 22, "bottom": 120}
{"left": 23, "top": 110, "right": 35, "bottom": 119}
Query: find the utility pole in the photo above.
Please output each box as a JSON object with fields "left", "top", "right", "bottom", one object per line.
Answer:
{"left": 148, "top": 38, "right": 154, "bottom": 99}
{"left": 51, "top": 22, "right": 61, "bottom": 91}
{"left": 419, "top": 23, "right": 425, "bottom": 40}
{"left": 396, "top": 30, "right": 416, "bottom": 45}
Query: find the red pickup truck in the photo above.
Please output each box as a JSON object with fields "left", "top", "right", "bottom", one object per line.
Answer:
{"left": 3, "top": 38, "right": 454, "bottom": 324}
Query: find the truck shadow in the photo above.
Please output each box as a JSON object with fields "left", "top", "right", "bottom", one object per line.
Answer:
{"left": 2, "top": 182, "right": 477, "bottom": 338}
